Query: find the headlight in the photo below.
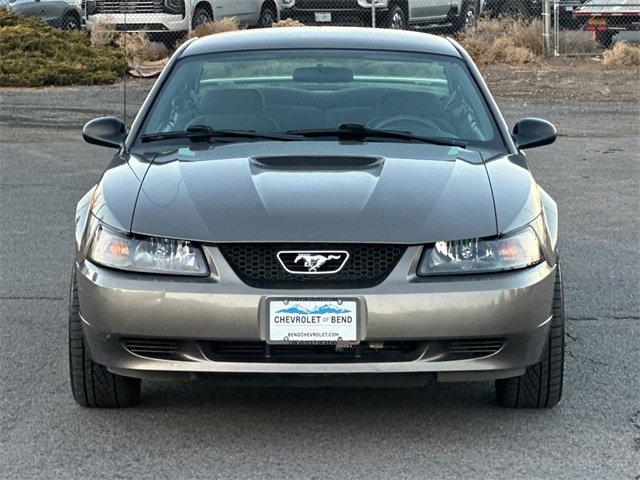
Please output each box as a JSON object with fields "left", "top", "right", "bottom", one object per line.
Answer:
{"left": 84, "top": 0, "right": 97, "bottom": 15}
{"left": 418, "top": 227, "right": 543, "bottom": 276}
{"left": 164, "top": 0, "right": 184, "bottom": 15}
{"left": 281, "top": 0, "right": 295, "bottom": 7}
{"left": 88, "top": 226, "right": 208, "bottom": 276}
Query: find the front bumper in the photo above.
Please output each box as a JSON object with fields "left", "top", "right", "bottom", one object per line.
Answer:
{"left": 77, "top": 246, "right": 556, "bottom": 381}
{"left": 85, "top": 13, "right": 188, "bottom": 32}
{"left": 282, "top": 6, "right": 385, "bottom": 27}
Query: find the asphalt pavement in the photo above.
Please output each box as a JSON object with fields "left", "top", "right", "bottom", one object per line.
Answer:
{"left": 0, "top": 81, "right": 638, "bottom": 479}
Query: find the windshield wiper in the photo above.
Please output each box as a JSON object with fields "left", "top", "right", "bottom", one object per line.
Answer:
{"left": 140, "top": 125, "right": 300, "bottom": 143}
{"left": 287, "top": 123, "right": 467, "bottom": 148}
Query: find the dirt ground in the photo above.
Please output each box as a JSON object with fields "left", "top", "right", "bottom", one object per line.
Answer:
{"left": 482, "top": 59, "right": 640, "bottom": 103}
{"left": 1, "top": 68, "right": 639, "bottom": 479}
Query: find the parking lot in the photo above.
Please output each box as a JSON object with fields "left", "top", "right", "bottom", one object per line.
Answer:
{"left": 0, "top": 74, "right": 638, "bottom": 478}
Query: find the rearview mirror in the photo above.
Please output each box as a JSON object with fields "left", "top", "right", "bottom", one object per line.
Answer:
{"left": 83, "top": 116, "right": 127, "bottom": 148}
{"left": 512, "top": 118, "right": 557, "bottom": 150}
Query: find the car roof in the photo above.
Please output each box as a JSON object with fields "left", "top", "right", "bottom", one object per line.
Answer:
{"left": 181, "top": 27, "right": 462, "bottom": 58}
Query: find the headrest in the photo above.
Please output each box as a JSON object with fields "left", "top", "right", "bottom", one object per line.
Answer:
{"left": 201, "top": 89, "right": 266, "bottom": 115}
{"left": 377, "top": 91, "right": 443, "bottom": 118}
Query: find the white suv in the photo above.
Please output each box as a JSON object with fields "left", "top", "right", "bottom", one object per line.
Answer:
{"left": 85, "top": 0, "right": 280, "bottom": 33}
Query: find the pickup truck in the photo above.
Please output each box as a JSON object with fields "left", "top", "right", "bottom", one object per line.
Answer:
{"left": 85, "top": 0, "right": 280, "bottom": 34}
{"left": 574, "top": 0, "right": 640, "bottom": 47}
{"left": 280, "top": 0, "right": 484, "bottom": 31}
{"left": 486, "top": 0, "right": 587, "bottom": 28}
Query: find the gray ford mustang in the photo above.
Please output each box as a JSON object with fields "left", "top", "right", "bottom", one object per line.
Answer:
{"left": 72, "top": 27, "right": 564, "bottom": 408}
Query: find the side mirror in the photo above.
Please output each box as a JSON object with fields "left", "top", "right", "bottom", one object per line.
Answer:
{"left": 83, "top": 116, "right": 127, "bottom": 148}
{"left": 512, "top": 118, "right": 557, "bottom": 150}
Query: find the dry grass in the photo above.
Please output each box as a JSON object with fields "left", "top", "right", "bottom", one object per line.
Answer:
{"left": 272, "top": 18, "right": 305, "bottom": 27}
{"left": 557, "top": 31, "right": 599, "bottom": 55}
{"left": 456, "top": 17, "right": 543, "bottom": 66}
{"left": 603, "top": 41, "right": 640, "bottom": 67}
{"left": 0, "top": 8, "right": 126, "bottom": 87}
{"left": 188, "top": 17, "right": 240, "bottom": 39}
{"left": 89, "top": 21, "right": 117, "bottom": 46}
{"left": 115, "top": 31, "right": 168, "bottom": 62}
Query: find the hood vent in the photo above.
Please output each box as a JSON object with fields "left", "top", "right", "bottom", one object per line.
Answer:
{"left": 250, "top": 156, "right": 383, "bottom": 171}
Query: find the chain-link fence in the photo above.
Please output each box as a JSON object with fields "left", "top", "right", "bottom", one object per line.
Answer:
{"left": 82, "top": 0, "right": 481, "bottom": 51}
{"left": 542, "top": 0, "right": 640, "bottom": 55}
{"left": 82, "top": 0, "right": 282, "bottom": 53}
{"left": 281, "top": 0, "right": 381, "bottom": 28}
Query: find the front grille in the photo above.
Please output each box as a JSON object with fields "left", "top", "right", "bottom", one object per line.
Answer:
{"left": 205, "top": 341, "right": 423, "bottom": 363}
{"left": 112, "top": 23, "right": 169, "bottom": 31}
{"left": 123, "top": 338, "right": 180, "bottom": 359}
{"left": 292, "top": 0, "right": 361, "bottom": 9}
{"left": 95, "top": 0, "right": 165, "bottom": 14}
{"left": 219, "top": 243, "right": 406, "bottom": 289}
{"left": 448, "top": 338, "right": 505, "bottom": 357}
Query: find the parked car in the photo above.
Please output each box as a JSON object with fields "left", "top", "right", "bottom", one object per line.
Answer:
{"left": 84, "top": 0, "right": 280, "bottom": 33}
{"left": 7, "top": 0, "right": 83, "bottom": 29}
{"left": 281, "top": 0, "right": 483, "bottom": 31}
{"left": 73, "top": 27, "right": 564, "bottom": 409}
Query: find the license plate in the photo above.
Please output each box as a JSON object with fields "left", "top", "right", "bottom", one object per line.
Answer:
{"left": 267, "top": 297, "right": 358, "bottom": 344}
{"left": 315, "top": 12, "right": 331, "bottom": 23}
{"left": 566, "top": 6, "right": 573, "bottom": 11}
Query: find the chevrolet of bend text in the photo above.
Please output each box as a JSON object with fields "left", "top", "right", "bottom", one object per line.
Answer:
{"left": 72, "top": 27, "right": 564, "bottom": 408}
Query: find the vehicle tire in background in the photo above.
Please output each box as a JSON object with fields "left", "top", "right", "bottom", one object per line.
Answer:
{"left": 69, "top": 269, "right": 141, "bottom": 408}
{"left": 595, "top": 30, "right": 615, "bottom": 49}
{"left": 258, "top": 2, "right": 277, "bottom": 28}
{"left": 192, "top": 5, "right": 213, "bottom": 29}
{"left": 382, "top": 4, "right": 407, "bottom": 30}
{"left": 451, "top": 1, "right": 478, "bottom": 33}
{"left": 62, "top": 11, "right": 81, "bottom": 30}
{"left": 495, "top": 264, "right": 565, "bottom": 408}
{"left": 497, "top": 0, "right": 536, "bottom": 19}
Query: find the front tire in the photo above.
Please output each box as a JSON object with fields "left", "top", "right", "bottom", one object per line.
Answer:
{"left": 595, "top": 30, "right": 615, "bottom": 49}
{"left": 62, "top": 11, "right": 81, "bottom": 30}
{"left": 452, "top": 1, "right": 478, "bottom": 32}
{"left": 191, "top": 5, "right": 213, "bottom": 29}
{"left": 258, "top": 3, "right": 276, "bottom": 28}
{"left": 69, "top": 269, "right": 141, "bottom": 408}
{"left": 383, "top": 4, "right": 407, "bottom": 30}
{"left": 495, "top": 263, "right": 565, "bottom": 408}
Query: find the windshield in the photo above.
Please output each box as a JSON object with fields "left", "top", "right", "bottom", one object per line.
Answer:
{"left": 139, "top": 49, "right": 504, "bottom": 151}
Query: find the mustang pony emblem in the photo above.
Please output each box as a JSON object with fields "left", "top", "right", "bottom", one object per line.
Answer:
{"left": 294, "top": 254, "right": 341, "bottom": 272}
{"left": 276, "top": 250, "right": 350, "bottom": 275}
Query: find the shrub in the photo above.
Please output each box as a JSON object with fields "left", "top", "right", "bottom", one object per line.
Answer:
{"left": 0, "top": 9, "right": 126, "bottom": 87}
{"left": 603, "top": 41, "right": 640, "bottom": 67}
{"left": 456, "top": 17, "right": 543, "bottom": 65}
{"left": 188, "top": 17, "right": 240, "bottom": 39}
{"left": 272, "top": 18, "right": 305, "bottom": 27}
{"left": 115, "top": 32, "right": 169, "bottom": 62}
{"left": 90, "top": 21, "right": 117, "bottom": 46}
{"left": 556, "top": 31, "right": 599, "bottom": 55}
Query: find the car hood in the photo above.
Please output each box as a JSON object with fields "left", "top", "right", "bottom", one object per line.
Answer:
{"left": 130, "top": 141, "right": 499, "bottom": 244}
